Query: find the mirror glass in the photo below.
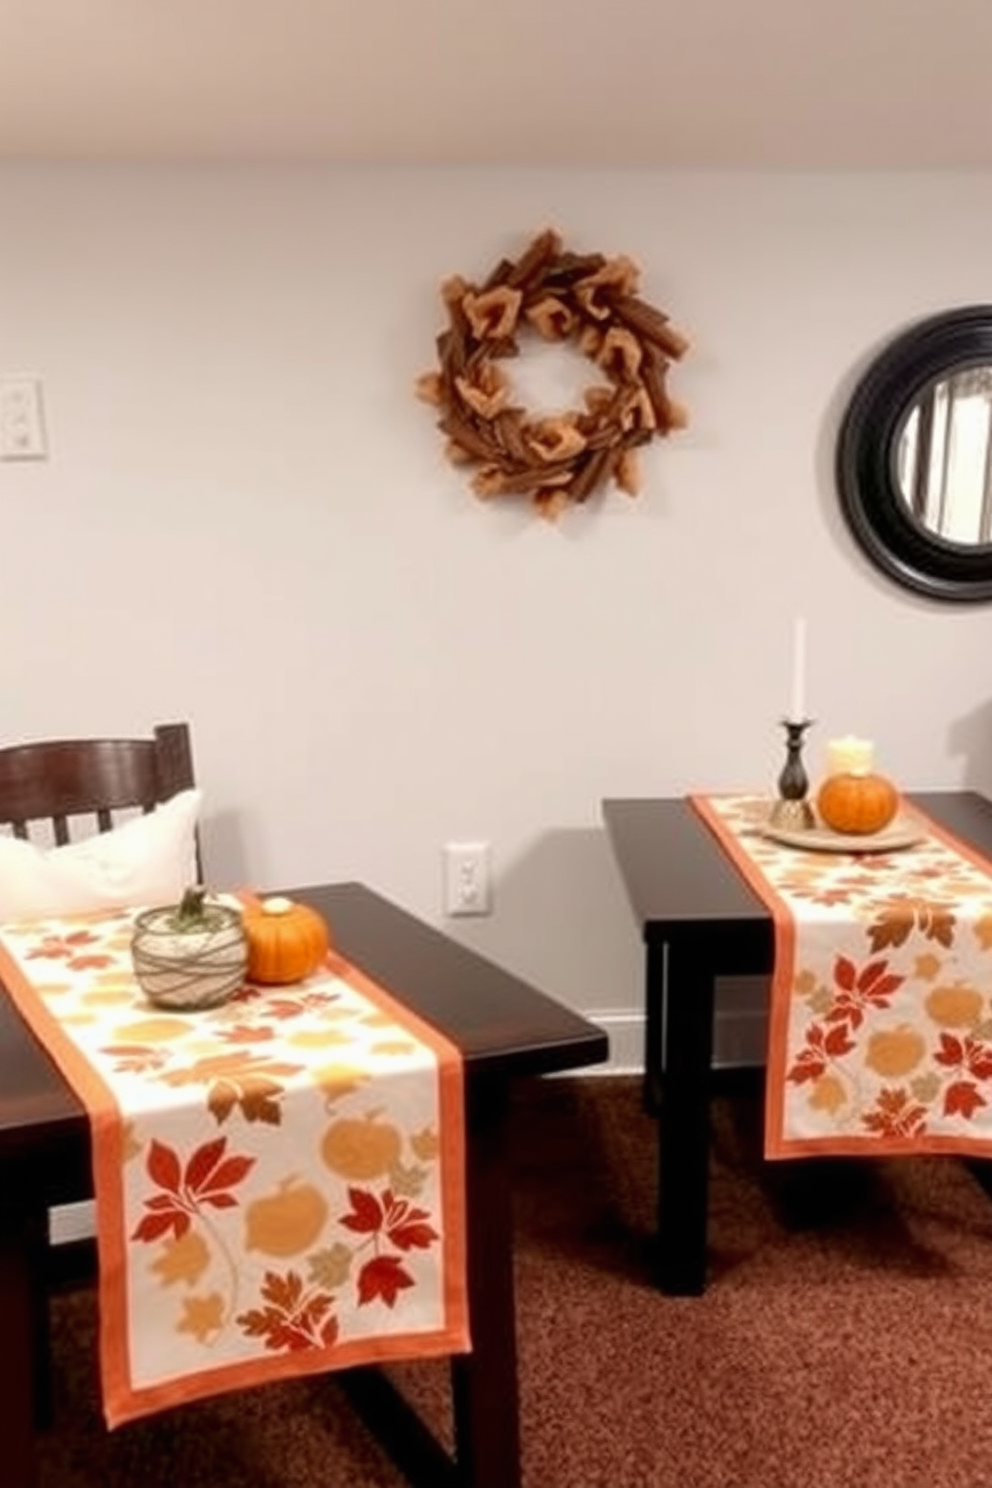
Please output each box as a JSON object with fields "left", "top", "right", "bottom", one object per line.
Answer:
{"left": 896, "top": 365, "right": 992, "bottom": 546}
{"left": 836, "top": 305, "right": 992, "bottom": 601}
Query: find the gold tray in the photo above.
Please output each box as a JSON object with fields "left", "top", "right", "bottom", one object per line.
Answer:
{"left": 759, "top": 816, "right": 923, "bottom": 855}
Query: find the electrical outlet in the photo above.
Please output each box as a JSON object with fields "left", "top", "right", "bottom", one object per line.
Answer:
{"left": 443, "top": 841, "right": 492, "bottom": 917}
{"left": 0, "top": 377, "right": 47, "bottom": 460}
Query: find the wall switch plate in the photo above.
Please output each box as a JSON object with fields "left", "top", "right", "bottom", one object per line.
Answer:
{"left": 0, "top": 377, "right": 47, "bottom": 460}
{"left": 443, "top": 840, "right": 492, "bottom": 916}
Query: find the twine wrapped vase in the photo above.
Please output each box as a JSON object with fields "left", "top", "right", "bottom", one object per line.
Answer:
{"left": 131, "top": 887, "right": 248, "bottom": 1011}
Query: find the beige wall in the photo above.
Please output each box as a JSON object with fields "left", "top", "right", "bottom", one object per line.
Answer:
{"left": 3, "top": 165, "right": 992, "bottom": 1072}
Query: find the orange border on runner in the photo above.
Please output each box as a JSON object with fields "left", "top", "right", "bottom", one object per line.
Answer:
{"left": 0, "top": 904, "right": 469, "bottom": 1428}
{"left": 690, "top": 793, "right": 992, "bottom": 1161}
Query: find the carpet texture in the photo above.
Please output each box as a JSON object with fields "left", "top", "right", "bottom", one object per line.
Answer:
{"left": 38, "top": 1075, "right": 992, "bottom": 1487}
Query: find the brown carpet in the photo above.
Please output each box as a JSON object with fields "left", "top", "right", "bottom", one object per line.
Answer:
{"left": 39, "top": 1075, "right": 992, "bottom": 1488}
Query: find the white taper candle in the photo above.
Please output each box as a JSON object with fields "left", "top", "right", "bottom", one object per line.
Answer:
{"left": 788, "top": 616, "right": 807, "bottom": 722}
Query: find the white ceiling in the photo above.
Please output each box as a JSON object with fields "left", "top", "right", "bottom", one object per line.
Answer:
{"left": 1, "top": 0, "right": 991, "bottom": 168}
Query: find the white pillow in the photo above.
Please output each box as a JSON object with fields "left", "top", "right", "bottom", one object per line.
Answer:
{"left": 0, "top": 787, "right": 202, "bottom": 923}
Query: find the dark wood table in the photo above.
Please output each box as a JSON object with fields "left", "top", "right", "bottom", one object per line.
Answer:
{"left": 0, "top": 881, "right": 608, "bottom": 1488}
{"left": 602, "top": 790, "right": 992, "bottom": 1297}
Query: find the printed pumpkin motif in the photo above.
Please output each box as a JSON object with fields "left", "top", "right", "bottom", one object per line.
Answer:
{"left": 864, "top": 1025, "right": 927, "bottom": 1078}
{"left": 321, "top": 1113, "right": 403, "bottom": 1181}
{"left": 924, "top": 984, "right": 985, "bottom": 1028}
{"left": 245, "top": 1179, "right": 330, "bottom": 1257}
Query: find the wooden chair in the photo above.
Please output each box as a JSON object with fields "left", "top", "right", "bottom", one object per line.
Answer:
{"left": 0, "top": 722, "right": 198, "bottom": 1421}
{"left": 0, "top": 721, "right": 196, "bottom": 846}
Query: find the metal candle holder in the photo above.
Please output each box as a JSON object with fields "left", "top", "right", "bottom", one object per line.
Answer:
{"left": 769, "top": 718, "right": 816, "bottom": 830}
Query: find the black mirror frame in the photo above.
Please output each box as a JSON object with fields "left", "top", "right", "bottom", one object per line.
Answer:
{"left": 836, "top": 305, "right": 992, "bottom": 603}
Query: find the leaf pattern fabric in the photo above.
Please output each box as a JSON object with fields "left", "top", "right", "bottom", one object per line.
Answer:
{"left": 693, "top": 795, "right": 992, "bottom": 1158}
{"left": 0, "top": 908, "right": 468, "bottom": 1427}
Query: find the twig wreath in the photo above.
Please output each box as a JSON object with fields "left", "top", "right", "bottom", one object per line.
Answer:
{"left": 416, "top": 227, "right": 689, "bottom": 520}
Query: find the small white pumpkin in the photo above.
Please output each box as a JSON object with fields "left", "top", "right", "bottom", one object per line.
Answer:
{"left": 131, "top": 886, "right": 248, "bottom": 1011}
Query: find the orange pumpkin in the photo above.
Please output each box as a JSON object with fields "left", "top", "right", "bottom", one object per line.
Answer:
{"left": 243, "top": 896, "right": 330, "bottom": 984}
{"left": 817, "top": 771, "right": 899, "bottom": 836}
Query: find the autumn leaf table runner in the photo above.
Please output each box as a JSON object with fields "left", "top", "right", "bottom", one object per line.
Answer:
{"left": 0, "top": 907, "right": 468, "bottom": 1427}
{"left": 692, "top": 794, "right": 992, "bottom": 1159}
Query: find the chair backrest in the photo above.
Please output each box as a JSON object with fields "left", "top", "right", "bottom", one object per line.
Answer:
{"left": 0, "top": 722, "right": 196, "bottom": 846}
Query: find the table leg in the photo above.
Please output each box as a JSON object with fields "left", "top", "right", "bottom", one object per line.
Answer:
{"left": 450, "top": 1079, "right": 521, "bottom": 1488}
{"left": 28, "top": 1204, "right": 54, "bottom": 1431}
{"left": 642, "top": 938, "right": 665, "bottom": 1115}
{"left": 655, "top": 935, "right": 716, "bottom": 1295}
{"left": 0, "top": 1195, "right": 42, "bottom": 1488}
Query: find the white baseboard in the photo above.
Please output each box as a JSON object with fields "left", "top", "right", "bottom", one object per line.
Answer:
{"left": 51, "top": 1200, "right": 96, "bottom": 1244}
{"left": 582, "top": 1005, "right": 768, "bottom": 1074}
{"left": 580, "top": 1008, "right": 645, "bottom": 1072}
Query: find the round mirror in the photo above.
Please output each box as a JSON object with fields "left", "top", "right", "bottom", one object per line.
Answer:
{"left": 837, "top": 306, "right": 992, "bottom": 601}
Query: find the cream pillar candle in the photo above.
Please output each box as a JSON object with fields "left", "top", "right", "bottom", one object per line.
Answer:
{"left": 825, "top": 735, "right": 875, "bottom": 777}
